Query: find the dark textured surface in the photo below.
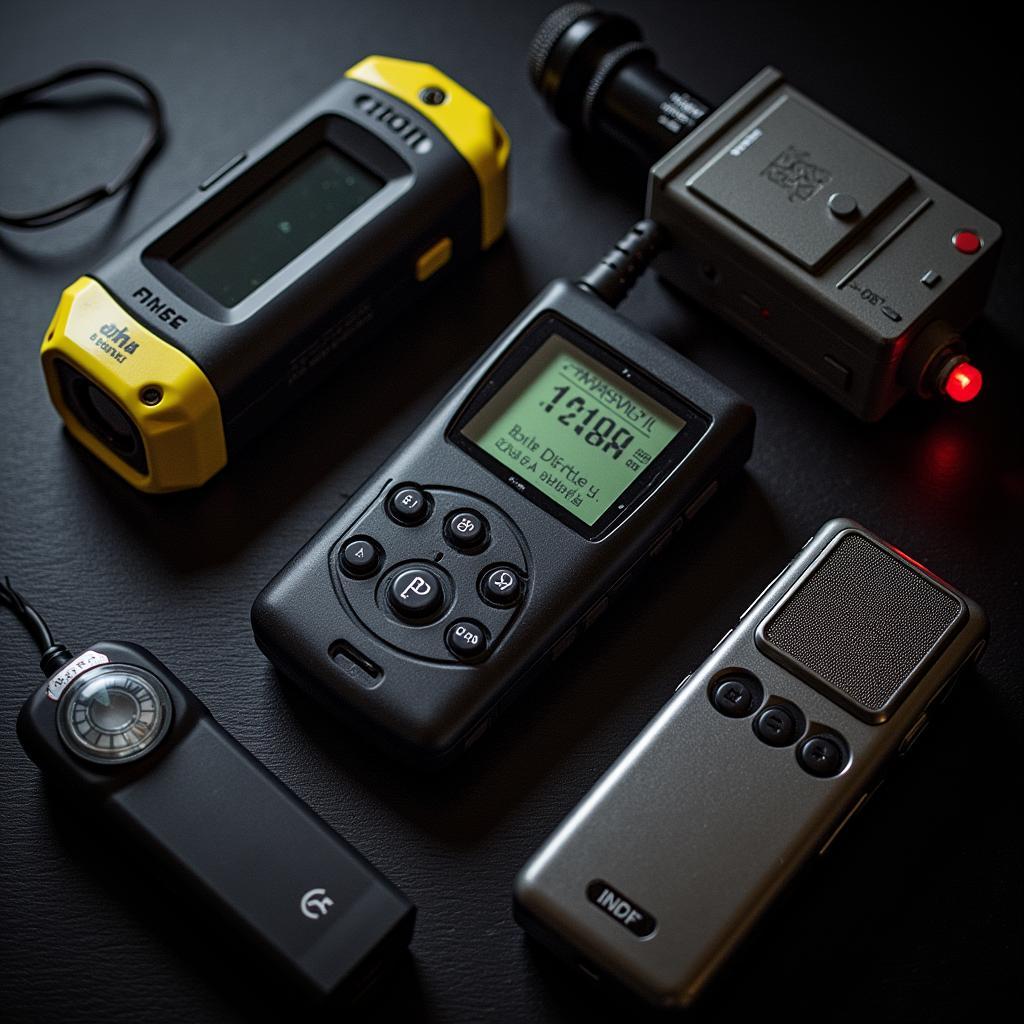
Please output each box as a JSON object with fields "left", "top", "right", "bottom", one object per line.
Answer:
{"left": 0, "top": 2, "right": 1020, "bottom": 1021}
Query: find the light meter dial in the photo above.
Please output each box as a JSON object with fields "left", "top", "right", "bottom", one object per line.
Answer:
{"left": 57, "top": 665, "right": 172, "bottom": 765}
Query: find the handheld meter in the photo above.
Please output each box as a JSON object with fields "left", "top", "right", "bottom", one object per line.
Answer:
{"left": 515, "top": 518, "right": 987, "bottom": 1008}
{"left": 41, "top": 57, "right": 509, "bottom": 492}
{"left": 252, "top": 224, "right": 754, "bottom": 763}
{"left": 2, "top": 579, "right": 414, "bottom": 1002}
{"left": 530, "top": 5, "right": 1000, "bottom": 420}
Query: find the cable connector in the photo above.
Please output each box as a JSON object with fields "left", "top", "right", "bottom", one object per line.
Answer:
{"left": 576, "top": 218, "right": 663, "bottom": 309}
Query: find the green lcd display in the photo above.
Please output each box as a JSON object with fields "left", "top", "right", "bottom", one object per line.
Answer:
{"left": 173, "top": 145, "right": 383, "bottom": 307}
{"left": 461, "top": 333, "right": 686, "bottom": 526}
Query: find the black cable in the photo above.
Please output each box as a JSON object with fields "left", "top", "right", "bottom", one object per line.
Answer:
{"left": 1, "top": 577, "right": 73, "bottom": 675}
{"left": 576, "top": 218, "right": 663, "bottom": 308}
{"left": 0, "top": 63, "right": 166, "bottom": 229}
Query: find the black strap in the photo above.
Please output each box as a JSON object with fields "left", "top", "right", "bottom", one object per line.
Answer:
{"left": 0, "top": 63, "right": 166, "bottom": 229}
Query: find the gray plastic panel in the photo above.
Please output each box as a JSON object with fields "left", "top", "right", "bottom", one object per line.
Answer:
{"left": 687, "top": 95, "right": 910, "bottom": 271}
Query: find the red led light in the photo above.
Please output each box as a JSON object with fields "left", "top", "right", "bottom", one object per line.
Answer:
{"left": 943, "top": 361, "right": 983, "bottom": 403}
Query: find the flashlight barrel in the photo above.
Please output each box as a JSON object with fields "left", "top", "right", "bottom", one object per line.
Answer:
{"left": 595, "top": 59, "right": 711, "bottom": 165}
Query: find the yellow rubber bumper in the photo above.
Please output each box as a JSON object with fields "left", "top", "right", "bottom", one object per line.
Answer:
{"left": 40, "top": 277, "right": 227, "bottom": 493}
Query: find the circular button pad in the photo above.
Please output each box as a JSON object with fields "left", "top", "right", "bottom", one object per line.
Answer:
{"left": 332, "top": 485, "right": 528, "bottom": 663}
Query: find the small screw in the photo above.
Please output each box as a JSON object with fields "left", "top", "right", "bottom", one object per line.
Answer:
{"left": 140, "top": 386, "right": 163, "bottom": 406}
{"left": 419, "top": 86, "right": 447, "bottom": 106}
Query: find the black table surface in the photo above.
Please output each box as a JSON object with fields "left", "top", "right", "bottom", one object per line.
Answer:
{"left": 1, "top": 2, "right": 1020, "bottom": 1021}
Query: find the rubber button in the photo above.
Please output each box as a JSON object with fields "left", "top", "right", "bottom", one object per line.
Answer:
{"left": 711, "top": 677, "right": 758, "bottom": 718}
{"left": 446, "top": 620, "right": 487, "bottom": 660}
{"left": 480, "top": 566, "right": 522, "bottom": 607}
{"left": 340, "top": 537, "right": 380, "bottom": 578}
{"left": 388, "top": 485, "right": 430, "bottom": 525}
{"left": 952, "top": 230, "right": 981, "bottom": 255}
{"left": 754, "top": 705, "right": 799, "bottom": 747}
{"left": 798, "top": 735, "right": 846, "bottom": 777}
{"left": 827, "top": 192, "right": 858, "bottom": 218}
{"left": 445, "top": 509, "right": 488, "bottom": 551}
{"left": 415, "top": 236, "right": 452, "bottom": 281}
{"left": 388, "top": 567, "right": 443, "bottom": 620}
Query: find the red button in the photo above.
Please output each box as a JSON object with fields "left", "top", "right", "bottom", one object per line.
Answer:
{"left": 952, "top": 230, "right": 982, "bottom": 255}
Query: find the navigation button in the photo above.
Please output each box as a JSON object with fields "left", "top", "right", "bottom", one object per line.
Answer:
{"left": 446, "top": 620, "right": 487, "bottom": 660}
{"left": 340, "top": 537, "right": 381, "bottom": 578}
{"left": 388, "top": 567, "right": 444, "bottom": 621}
{"left": 388, "top": 485, "right": 430, "bottom": 525}
{"left": 480, "top": 566, "right": 522, "bottom": 607}
{"left": 445, "top": 509, "right": 488, "bottom": 551}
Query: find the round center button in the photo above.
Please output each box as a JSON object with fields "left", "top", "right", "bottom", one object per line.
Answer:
{"left": 388, "top": 485, "right": 430, "bottom": 525}
{"left": 445, "top": 509, "right": 488, "bottom": 551}
{"left": 754, "top": 705, "right": 799, "bottom": 747}
{"left": 388, "top": 566, "right": 444, "bottom": 621}
{"left": 480, "top": 565, "right": 522, "bottom": 607}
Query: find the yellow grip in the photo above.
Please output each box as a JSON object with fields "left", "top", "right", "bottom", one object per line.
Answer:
{"left": 345, "top": 56, "right": 510, "bottom": 249}
{"left": 40, "top": 278, "right": 227, "bottom": 493}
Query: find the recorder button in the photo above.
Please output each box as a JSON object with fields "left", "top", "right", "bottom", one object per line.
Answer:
{"left": 445, "top": 509, "right": 488, "bottom": 551}
{"left": 340, "top": 537, "right": 381, "bottom": 578}
{"left": 754, "top": 705, "right": 798, "bottom": 747}
{"left": 446, "top": 620, "right": 487, "bottom": 660}
{"left": 388, "top": 486, "right": 430, "bottom": 525}
{"left": 389, "top": 567, "right": 444, "bottom": 620}
{"left": 798, "top": 735, "right": 846, "bottom": 778}
{"left": 711, "top": 677, "right": 758, "bottom": 718}
{"left": 480, "top": 566, "right": 522, "bottom": 607}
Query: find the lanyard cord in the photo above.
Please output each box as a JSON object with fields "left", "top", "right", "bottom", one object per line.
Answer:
{"left": 0, "top": 63, "right": 166, "bottom": 229}
{"left": 0, "top": 577, "right": 72, "bottom": 675}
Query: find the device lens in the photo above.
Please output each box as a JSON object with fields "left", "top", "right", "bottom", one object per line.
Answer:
{"left": 529, "top": 4, "right": 712, "bottom": 165}
{"left": 53, "top": 359, "right": 149, "bottom": 474}
{"left": 81, "top": 382, "right": 136, "bottom": 453}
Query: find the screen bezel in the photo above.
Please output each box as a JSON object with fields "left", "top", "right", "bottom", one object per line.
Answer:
{"left": 143, "top": 115, "right": 412, "bottom": 320}
{"left": 448, "top": 312, "right": 710, "bottom": 540}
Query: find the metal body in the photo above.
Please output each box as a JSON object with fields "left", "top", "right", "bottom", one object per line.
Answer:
{"left": 514, "top": 518, "right": 987, "bottom": 1007}
{"left": 251, "top": 280, "right": 754, "bottom": 764}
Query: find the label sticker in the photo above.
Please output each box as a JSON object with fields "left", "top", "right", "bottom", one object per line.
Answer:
{"left": 586, "top": 879, "right": 657, "bottom": 937}
{"left": 46, "top": 650, "right": 108, "bottom": 701}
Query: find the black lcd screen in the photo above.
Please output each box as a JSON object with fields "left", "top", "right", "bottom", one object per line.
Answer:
{"left": 172, "top": 146, "right": 383, "bottom": 307}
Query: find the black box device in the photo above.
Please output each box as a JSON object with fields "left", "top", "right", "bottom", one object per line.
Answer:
{"left": 16, "top": 640, "right": 414, "bottom": 1001}
{"left": 514, "top": 518, "right": 987, "bottom": 1008}
{"left": 252, "top": 267, "right": 754, "bottom": 764}
{"left": 530, "top": 5, "right": 1000, "bottom": 420}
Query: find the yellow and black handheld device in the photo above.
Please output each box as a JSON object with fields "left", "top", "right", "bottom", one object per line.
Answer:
{"left": 41, "top": 57, "right": 509, "bottom": 492}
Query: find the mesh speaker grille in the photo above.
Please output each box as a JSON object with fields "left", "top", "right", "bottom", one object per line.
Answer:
{"left": 760, "top": 532, "right": 963, "bottom": 720}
